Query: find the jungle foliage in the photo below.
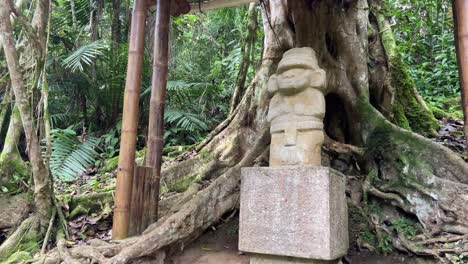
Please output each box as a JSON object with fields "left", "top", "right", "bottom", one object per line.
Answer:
{"left": 7, "top": 1, "right": 263, "bottom": 181}
{"left": 387, "top": 0, "right": 462, "bottom": 118}
{"left": 0, "top": 0, "right": 460, "bottom": 182}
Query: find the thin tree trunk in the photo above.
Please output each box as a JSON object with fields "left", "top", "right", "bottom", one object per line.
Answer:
{"left": 70, "top": 0, "right": 77, "bottom": 31}
{"left": 0, "top": 104, "right": 22, "bottom": 160}
{"left": 0, "top": 88, "right": 11, "bottom": 140}
{"left": 0, "top": 103, "right": 23, "bottom": 187}
{"left": 229, "top": 2, "right": 258, "bottom": 114}
{"left": 90, "top": 0, "right": 102, "bottom": 127}
{"left": 80, "top": 93, "right": 88, "bottom": 131}
{"left": 40, "top": 0, "right": 52, "bottom": 166}
{"left": 112, "top": 0, "right": 121, "bottom": 44}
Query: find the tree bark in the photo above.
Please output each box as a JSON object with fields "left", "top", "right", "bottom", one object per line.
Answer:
{"left": 112, "top": 0, "right": 121, "bottom": 44}
{"left": 229, "top": 2, "right": 258, "bottom": 114}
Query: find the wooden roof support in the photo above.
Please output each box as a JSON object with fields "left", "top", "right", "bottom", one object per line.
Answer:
{"left": 148, "top": 0, "right": 258, "bottom": 14}
{"left": 148, "top": 0, "right": 190, "bottom": 16}
{"left": 453, "top": 0, "right": 468, "bottom": 146}
{"left": 112, "top": 0, "right": 147, "bottom": 240}
{"left": 189, "top": 0, "right": 258, "bottom": 13}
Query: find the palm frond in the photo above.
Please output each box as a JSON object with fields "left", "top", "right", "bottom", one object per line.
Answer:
{"left": 48, "top": 129, "right": 100, "bottom": 181}
{"left": 62, "top": 40, "right": 109, "bottom": 72}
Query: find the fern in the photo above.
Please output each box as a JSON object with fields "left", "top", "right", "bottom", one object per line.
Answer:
{"left": 62, "top": 40, "right": 109, "bottom": 72}
{"left": 49, "top": 128, "right": 100, "bottom": 181}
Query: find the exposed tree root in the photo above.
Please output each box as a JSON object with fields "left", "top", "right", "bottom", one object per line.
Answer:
{"left": 0, "top": 217, "right": 41, "bottom": 260}
{"left": 33, "top": 128, "right": 269, "bottom": 264}
{"left": 396, "top": 233, "right": 467, "bottom": 264}
{"left": 57, "top": 239, "right": 81, "bottom": 264}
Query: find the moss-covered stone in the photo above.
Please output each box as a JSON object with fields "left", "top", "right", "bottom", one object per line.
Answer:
{"left": 59, "top": 191, "right": 114, "bottom": 218}
{"left": 102, "top": 155, "right": 119, "bottom": 173}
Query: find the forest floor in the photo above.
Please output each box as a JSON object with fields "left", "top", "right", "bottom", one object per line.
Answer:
{"left": 168, "top": 215, "right": 436, "bottom": 264}
{"left": 3, "top": 117, "right": 463, "bottom": 262}
{"left": 433, "top": 117, "right": 467, "bottom": 161}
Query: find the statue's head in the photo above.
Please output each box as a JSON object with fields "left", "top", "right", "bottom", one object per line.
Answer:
{"left": 268, "top": 47, "right": 326, "bottom": 94}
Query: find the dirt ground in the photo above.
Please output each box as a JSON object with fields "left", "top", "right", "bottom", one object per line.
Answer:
{"left": 168, "top": 216, "right": 436, "bottom": 264}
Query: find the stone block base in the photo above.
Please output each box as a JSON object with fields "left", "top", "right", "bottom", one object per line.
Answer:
{"left": 239, "top": 166, "right": 348, "bottom": 260}
{"left": 250, "top": 254, "right": 341, "bottom": 264}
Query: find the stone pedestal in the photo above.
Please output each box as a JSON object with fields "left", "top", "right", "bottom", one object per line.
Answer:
{"left": 250, "top": 254, "right": 341, "bottom": 264}
{"left": 239, "top": 166, "right": 348, "bottom": 263}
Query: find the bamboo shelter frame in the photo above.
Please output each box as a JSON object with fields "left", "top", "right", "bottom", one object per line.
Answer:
{"left": 113, "top": 0, "right": 468, "bottom": 240}
{"left": 112, "top": 0, "right": 258, "bottom": 240}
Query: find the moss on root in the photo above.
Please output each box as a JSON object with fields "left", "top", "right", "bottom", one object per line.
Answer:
{"left": 388, "top": 54, "right": 439, "bottom": 137}
{"left": 161, "top": 174, "right": 201, "bottom": 194}
{"left": 0, "top": 218, "right": 42, "bottom": 261}
{"left": 375, "top": 11, "right": 438, "bottom": 136}
{"left": 428, "top": 100, "right": 464, "bottom": 120}
{"left": 358, "top": 100, "right": 433, "bottom": 193}
{"left": 101, "top": 146, "right": 193, "bottom": 173}
{"left": 1, "top": 251, "right": 32, "bottom": 264}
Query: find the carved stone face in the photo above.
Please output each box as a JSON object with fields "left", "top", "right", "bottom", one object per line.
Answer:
{"left": 276, "top": 68, "right": 312, "bottom": 91}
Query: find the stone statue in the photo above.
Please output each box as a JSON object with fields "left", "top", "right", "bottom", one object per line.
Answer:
{"left": 267, "top": 47, "right": 327, "bottom": 166}
{"left": 240, "top": 48, "right": 348, "bottom": 263}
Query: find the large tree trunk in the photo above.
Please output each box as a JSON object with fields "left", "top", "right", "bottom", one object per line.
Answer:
{"left": 0, "top": 0, "right": 54, "bottom": 260}
{"left": 35, "top": 0, "right": 468, "bottom": 263}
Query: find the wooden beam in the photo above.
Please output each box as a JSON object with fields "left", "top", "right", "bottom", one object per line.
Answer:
{"left": 112, "top": 0, "right": 147, "bottom": 240}
{"left": 189, "top": 0, "right": 258, "bottom": 13}
{"left": 453, "top": 0, "right": 468, "bottom": 146}
{"left": 148, "top": 0, "right": 190, "bottom": 16}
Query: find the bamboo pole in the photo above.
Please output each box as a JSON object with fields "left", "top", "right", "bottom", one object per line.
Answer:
{"left": 145, "top": 0, "right": 171, "bottom": 222}
{"left": 112, "top": 0, "right": 147, "bottom": 240}
{"left": 453, "top": 0, "right": 468, "bottom": 147}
